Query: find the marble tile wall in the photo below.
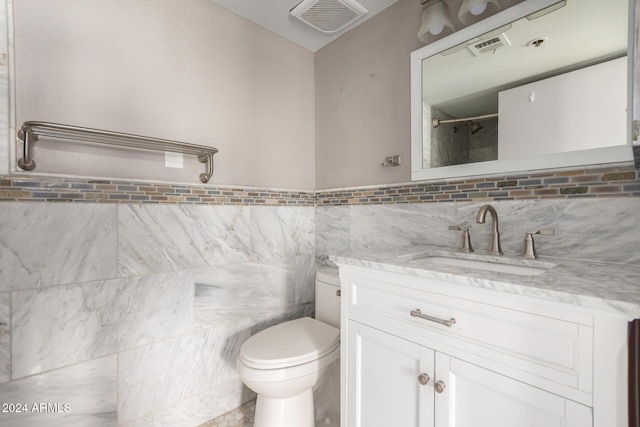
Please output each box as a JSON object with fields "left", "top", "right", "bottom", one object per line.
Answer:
{"left": 0, "top": 202, "right": 315, "bottom": 426}
{"left": 0, "top": 356, "right": 117, "bottom": 427}
{"left": 0, "top": 203, "right": 119, "bottom": 291}
{"left": 193, "top": 257, "right": 315, "bottom": 331}
{"left": 118, "top": 204, "right": 253, "bottom": 276}
{"left": 118, "top": 320, "right": 251, "bottom": 423}
{"left": 0, "top": 293, "right": 8, "bottom": 383}
{"left": 124, "top": 380, "right": 254, "bottom": 427}
{"left": 11, "top": 271, "right": 194, "bottom": 379}
{"left": 316, "top": 197, "right": 640, "bottom": 264}
{"left": 0, "top": 169, "right": 637, "bottom": 427}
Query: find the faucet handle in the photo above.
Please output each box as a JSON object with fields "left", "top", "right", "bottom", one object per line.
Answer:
{"left": 522, "top": 229, "right": 554, "bottom": 259}
{"left": 449, "top": 225, "right": 474, "bottom": 253}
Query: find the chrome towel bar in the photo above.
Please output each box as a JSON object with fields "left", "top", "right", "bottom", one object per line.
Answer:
{"left": 17, "top": 121, "right": 219, "bottom": 183}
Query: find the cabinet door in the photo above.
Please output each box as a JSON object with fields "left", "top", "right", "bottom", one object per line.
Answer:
{"left": 347, "top": 321, "right": 434, "bottom": 427}
{"left": 434, "top": 353, "right": 592, "bottom": 427}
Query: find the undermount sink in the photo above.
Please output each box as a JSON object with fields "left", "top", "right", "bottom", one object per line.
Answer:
{"left": 406, "top": 253, "right": 555, "bottom": 276}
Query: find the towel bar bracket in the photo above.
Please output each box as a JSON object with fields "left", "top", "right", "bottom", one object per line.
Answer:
{"left": 16, "top": 121, "right": 219, "bottom": 183}
{"left": 197, "top": 153, "right": 214, "bottom": 184}
{"left": 17, "top": 129, "right": 37, "bottom": 171}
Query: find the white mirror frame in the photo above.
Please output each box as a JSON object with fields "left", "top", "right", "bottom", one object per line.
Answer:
{"left": 0, "top": 0, "right": 11, "bottom": 176}
{"left": 410, "top": 0, "right": 636, "bottom": 182}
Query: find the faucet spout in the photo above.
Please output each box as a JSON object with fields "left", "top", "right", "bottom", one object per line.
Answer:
{"left": 475, "top": 204, "right": 503, "bottom": 255}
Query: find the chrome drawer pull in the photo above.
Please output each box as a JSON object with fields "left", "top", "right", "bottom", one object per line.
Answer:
{"left": 410, "top": 309, "right": 456, "bottom": 328}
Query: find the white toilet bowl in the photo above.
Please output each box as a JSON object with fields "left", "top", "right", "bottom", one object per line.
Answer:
{"left": 237, "top": 316, "right": 340, "bottom": 427}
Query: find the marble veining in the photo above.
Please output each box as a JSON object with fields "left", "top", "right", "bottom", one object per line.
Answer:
{"left": 0, "top": 356, "right": 117, "bottom": 426}
{"left": 11, "top": 271, "right": 194, "bottom": 379}
{"left": 0, "top": 292, "right": 8, "bottom": 383}
{"left": 194, "top": 257, "right": 315, "bottom": 328}
{"left": 456, "top": 198, "right": 640, "bottom": 263}
{"left": 0, "top": 198, "right": 318, "bottom": 425}
{"left": 118, "top": 320, "right": 250, "bottom": 423}
{"left": 121, "top": 379, "right": 254, "bottom": 427}
{"left": 315, "top": 206, "right": 351, "bottom": 255}
{"left": 250, "top": 206, "right": 314, "bottom": 260}
{"left": 294, "top": 254, "right": 316, "bottom": 305}
{"left": 349, "top": 203, "right": 456, "bottom": 253}
{"left": 332, "top": 244, "right": 640, "bottom": 317}
{"left": 118, "top": 204, "right": 252, "bottom": 276}
{"left": 0, "top": 203, "right": 118, "bottom": 291}
{"left": 116, "top": 271, "right": 194, "bottom": 349}
{"left": 194, "top": 259, "right": 296, "bottom": 328}
{"left": 315, "top": 198, "right": 640, "bottom": 265}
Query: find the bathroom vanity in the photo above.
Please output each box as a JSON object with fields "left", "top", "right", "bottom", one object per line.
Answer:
{"left": 334, "top": 248, "right": 640, "bottom": 427}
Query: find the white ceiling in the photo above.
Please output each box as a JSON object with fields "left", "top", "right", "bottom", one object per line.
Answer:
{"left": 206, "top": 0, "right": 399, "bottom": 52}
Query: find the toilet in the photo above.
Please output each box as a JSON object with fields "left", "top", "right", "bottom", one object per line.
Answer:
{"left": 236, "top": 268, "right": 341, "bottom": 427}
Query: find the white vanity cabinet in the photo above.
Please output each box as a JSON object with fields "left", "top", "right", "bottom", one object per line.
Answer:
{"left": 347, "top": 321, "right": 433, "bottom": 426}
{"left": 339, "top": 265, "right": 630, "bottom": 427}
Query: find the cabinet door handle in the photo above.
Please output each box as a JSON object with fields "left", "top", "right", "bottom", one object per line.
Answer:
{"left": 410, "top": 309, "right": 456, "bottom": 328}
{"left": 434, "top": 380, "right": 446, "bottom": 393}
{"left": 418, "top": 373, "right": 430, "bottom": 385}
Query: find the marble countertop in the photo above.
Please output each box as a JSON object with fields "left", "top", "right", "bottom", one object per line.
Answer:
{"left": 330, "top": 245, "right": 640, "bottom": 318}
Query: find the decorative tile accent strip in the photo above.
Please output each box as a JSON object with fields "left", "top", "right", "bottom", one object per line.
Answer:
{"left": 1, "top": 165, "right": 639, "bottom": 206}
{"left": 316, "top": 165, "right": 640, "bottom": 205}
{"left": 0, "top": 175, "right": 315, "bottom": 206}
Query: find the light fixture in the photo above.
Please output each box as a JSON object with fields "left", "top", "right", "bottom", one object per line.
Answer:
{"left": 418, "top": 0, "right": 456, "bottom": 44}
{"left": 418, "top": 0, "right": 512, "bottom": 45}
{"left": 458, "top": 0, "right": 501, "bottom": 26}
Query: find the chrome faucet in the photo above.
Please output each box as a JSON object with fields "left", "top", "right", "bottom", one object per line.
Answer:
{"left": 475, "top": 204, "right": 503, "bottom": 255}
{"left": 521, "top": 229, "right": 555, "bottom": 258}
{"left": 448, "top": 225, "right": 474, "bottom": 253}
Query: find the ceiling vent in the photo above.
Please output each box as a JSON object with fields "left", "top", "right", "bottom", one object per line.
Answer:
{"left": 467, "top": 32, "right": 511, "bottom": 56}
{"left": 290, "top": 0, "right": 368, "bottom": 34}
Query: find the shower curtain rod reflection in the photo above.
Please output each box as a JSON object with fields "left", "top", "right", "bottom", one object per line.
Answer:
{"left": 431, "top": 113, "right": 499, "bottom": 129}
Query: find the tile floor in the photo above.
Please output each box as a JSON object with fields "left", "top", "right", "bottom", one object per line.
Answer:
{"left": 199, "top": 399, "right": 255, "bottom": 427}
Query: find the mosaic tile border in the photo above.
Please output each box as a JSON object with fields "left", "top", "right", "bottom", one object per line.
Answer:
{"left": 317, "top": 165, "right": 640, "bottom": 205}
{"left": 1, "top": 165, "right": 639, "bottom": 206}
{"left": 0, "top": 175, "right": 315, "bottom": 205}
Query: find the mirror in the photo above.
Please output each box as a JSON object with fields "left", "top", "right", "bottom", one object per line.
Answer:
{"left": 410, "top": 0, "right": 634, "bottom": 181}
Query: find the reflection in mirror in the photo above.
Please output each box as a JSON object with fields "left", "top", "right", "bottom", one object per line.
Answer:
{"left": 412, "top": 0, "right": 633, "bottom": 181}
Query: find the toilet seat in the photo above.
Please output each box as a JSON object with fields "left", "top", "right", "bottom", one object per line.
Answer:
{"left": 239, "top": 317, "right": 339, "bottom": 369}
{"left": 236, "top": 344, "right": 339, "bottom": 385}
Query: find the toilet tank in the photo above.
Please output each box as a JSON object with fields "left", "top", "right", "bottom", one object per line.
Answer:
{"left": 315, "top": 268, "right": 341, "bottom": 329}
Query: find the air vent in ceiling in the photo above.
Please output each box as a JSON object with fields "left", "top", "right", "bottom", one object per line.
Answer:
{"left": 467, "top": 33, "right": 511, "bottom": 56}
{"left": 290, "top": 0, "right": 368, "bottom": 34}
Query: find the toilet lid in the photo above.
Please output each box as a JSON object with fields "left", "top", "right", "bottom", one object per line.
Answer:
{"left": 239, "top": 317, "right": 340, "bottom": 369}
